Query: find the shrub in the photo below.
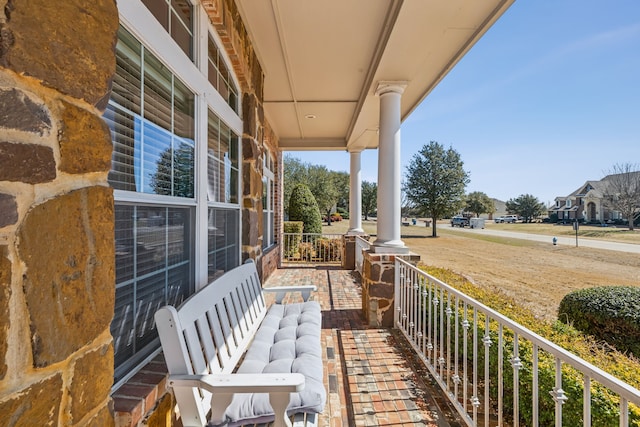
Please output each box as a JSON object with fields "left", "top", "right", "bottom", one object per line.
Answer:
{"left": 336, "top": 207, "right": 349, "bottom": 219}
{"left": 421, "top": 266, "right": 640, "bottom": 426}
{"left": 330, "top": 212, "right": 342, "bottom": 222}
{"left": 559, "top": 286, "right": 640, "bottom": 358}
{"left": 315, "top": 238, "right": 342, "bottom": 261}
{"left": 288, "top": 184, "right": 322, "bottom": 234}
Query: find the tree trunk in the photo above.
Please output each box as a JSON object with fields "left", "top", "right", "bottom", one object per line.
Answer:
{"left": 431, "top": 217, "right": 437, "bottom": 237}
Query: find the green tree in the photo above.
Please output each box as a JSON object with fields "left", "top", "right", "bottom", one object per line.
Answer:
{"left": 362, "top": 181, "right": 377, "bottom": 220}
{"left": 602, "top": 163, "right": 640, "bottom": 230}
{"left": 506, "top": 194, "right": 545, "bottom": 223}
{"left": 288, "top": 183, "right": 322, "bottom": 234}
{"left": 150, "top": 142, "right": 194, "bottom": 198}
{"left": 306, "top": 165, "right": 340, "bottom": 225}
{"left": 283, "top": 155, "right": 307, "bottom": 217}
{"left": 404, "top": 141, "right": 469, "bottom": 237}
{"left": 465, "top": 191, "right": 495, "bottom": 218}
{"left": 333, "top": 171, "right": 350, "bottom": 211}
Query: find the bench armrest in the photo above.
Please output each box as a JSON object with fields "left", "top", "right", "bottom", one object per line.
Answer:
{"left": 263, "top": 285, "right": 317, "bottom": 302}
{"left": 169, "top": 373, "right": 305, "bottom": 427}
{"left": 168, "top": 373, "right": 305, "bottom": 394}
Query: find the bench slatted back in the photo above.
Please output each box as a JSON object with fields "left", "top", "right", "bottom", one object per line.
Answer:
{"left": 155, "top": 261, "right": 268, "bottom": 426}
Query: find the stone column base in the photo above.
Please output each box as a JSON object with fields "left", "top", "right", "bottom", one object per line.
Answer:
{"left": 361, "top": 251, "right": 420, "bottom": 327}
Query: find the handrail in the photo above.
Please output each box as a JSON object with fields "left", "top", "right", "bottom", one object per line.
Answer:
{"left": 394, "top": 257, "right": 640, "bottom": 427}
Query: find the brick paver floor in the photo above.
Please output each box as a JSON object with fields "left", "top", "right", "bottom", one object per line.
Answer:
{"left": 264, "top": 266, "right": 463, "bottom": 427}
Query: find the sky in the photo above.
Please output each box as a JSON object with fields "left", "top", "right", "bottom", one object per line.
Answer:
{"left": 287, "top": 0, "right": 640, "bottom": 207}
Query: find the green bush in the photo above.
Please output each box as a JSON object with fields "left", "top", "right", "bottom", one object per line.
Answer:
{"left": 559, "top": 286, "right": 640, "bottom": 358}
{"left": 421, "top": 266, "right": 640, "bottom": 426}
{"left": 288, "top": 184, "right": 322, "bottom": 234}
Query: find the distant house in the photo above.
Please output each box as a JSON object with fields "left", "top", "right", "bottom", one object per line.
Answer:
{"left": 549, "top": 172, "right": 640, "bottom": 223}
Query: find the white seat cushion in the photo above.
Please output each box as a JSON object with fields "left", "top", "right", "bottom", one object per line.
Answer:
{"left": 216, "top": 301, "right": 325, "bottom": 426}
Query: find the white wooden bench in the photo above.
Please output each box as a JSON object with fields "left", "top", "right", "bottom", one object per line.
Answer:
{"left": 155, "top": 260, "right": 325, "bottom": 427}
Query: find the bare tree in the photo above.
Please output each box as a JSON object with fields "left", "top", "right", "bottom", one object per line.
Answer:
{"left": 602, "top": 163, "right": 640, "bottom": 230}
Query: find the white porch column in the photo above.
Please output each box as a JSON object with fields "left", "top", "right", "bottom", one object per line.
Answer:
{"left": 347, "top": 149, "right": 364, "bottom": 234}
{"left": 373, "top": 81, "right": 408, "bottom": 252}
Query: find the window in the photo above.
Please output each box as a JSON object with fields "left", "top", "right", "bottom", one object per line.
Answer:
{"left": 207, "top": 110, "right": 239, "bottom": 204}
{"left": 112, "top": 205, "right": 193, "bottom": 383}
{"left": 566, "top": 199, "right": 572, "bottom": 208}
{"left": 105, "top": 27, "right": 195, "bottom": 198}
{"left": 208, "top": 35, "right": 239, "bottom": 112}
{"left": 142, "top": 0, "right": 193, "bottom": 59}
{"left": 262, "top": 150, "right": 275, "bottom": 249}
{"left": 207, "top": 208, "right": 239, "bottom": 282}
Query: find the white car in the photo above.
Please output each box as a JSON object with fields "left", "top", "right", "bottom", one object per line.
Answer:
{"left": 495, "top": 215, "right": 518, "bottom": 223}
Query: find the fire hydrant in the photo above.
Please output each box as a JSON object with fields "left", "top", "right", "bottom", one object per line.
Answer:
{"left": 552, "top": 237, "right": 557, "bottom": 245}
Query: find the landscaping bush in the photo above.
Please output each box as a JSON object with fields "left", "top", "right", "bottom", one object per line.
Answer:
{"left": 421, "top": 266, "right": 640, "bottom": 426}
{"left": 288, "top": 184, "right": 322, "bottom": 234}
{"left": 315, "top": 238, "right": 342, "bottom": 261}
{"left": 336, "top": 207, "right": 349, "bottom": 219}
{"left": 558, "top": 286, "right": 640, "bottom": 358}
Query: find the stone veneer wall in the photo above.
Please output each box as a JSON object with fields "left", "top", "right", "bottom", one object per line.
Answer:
{"left": 0, "top": 0, "right": 119, "bottom": 425}
{"left": 361, "top": 252, "right": 421, "bottom": 327}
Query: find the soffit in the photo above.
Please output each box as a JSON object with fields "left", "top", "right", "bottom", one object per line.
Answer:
{"left": 235, "top": 0, "right": 514, "bottom": 151}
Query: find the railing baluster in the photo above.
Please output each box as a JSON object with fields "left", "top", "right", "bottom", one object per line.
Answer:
{"left": 533, "top": 343, "right": 539, "bottom": 427}
{"left": 498, "top": 324, "right": 503, "bottom": 427}
{"left": 620, "top": 397, "right": 629, "bottom": 427}
{"left": 584, "top": 375, "right": 591, "bottom": 427}
{"left": 463, "top": 303, "right": 469, "bottom": 413}
{"left": 439, "top": 287, "right": 445, "bottom": 380}
{"left": 484, "top": 315, "right": 491, "bottom": 427}
{"left": 446, "top": 293, "right": 452, "bottom": 392}
{"left": 551, "top": 357, "right": 567, "bottom": 427}
{"left": 512, "top": 332, "right": 522, "bottom": 427}
{"left": 472, "top": 308, "right": 479, "bottom": 425}
{"left": 420, "top": 280, "right": 429, "bottom": 357}
{"left": 453, "top": 296, "right": 460, "bottom": 402}
{"left": 428, "top": 279, "right": 433, "bottom": 364}
{"left": 432, "top": 282, "right": 439, "bottom": 374}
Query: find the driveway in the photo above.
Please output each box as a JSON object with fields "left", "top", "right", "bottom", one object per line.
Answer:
{"left": 438, "top": 224, "right": 640, "bottom": 254}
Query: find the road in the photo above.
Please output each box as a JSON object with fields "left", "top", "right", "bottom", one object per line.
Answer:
{"left": 439, "top": 224, "right": 640, "bottom": 254}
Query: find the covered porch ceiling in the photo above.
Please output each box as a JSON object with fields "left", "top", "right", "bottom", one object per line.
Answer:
{"left": 235, "top": 0, "right": 514, "bottom": 152}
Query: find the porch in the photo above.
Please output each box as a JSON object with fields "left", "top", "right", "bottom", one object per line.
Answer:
{"left": 263, "top": 266, "right": 461, "bottom": 427}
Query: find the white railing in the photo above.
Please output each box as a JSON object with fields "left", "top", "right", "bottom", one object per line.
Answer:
{"left": 281, "top": 233, "right": 343, "bottom": 264}
{"left": 354, "top": 236, "right": 370, "bottom": 274}
{"left": 394, "top": 258, "right": 640, "bottom": 427}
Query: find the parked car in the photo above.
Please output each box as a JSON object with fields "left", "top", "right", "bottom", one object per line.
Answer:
{"left": 495, "top": 214, "right": 518, "bottom": 223}
{"left": 451, "top": 216, "right": 470, "bottom": 227}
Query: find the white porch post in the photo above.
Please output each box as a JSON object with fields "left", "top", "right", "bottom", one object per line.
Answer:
{"left": 348, "top": 149, "right": 364, "bottom": 234}
{"left": 373, "top": 81, "right": 408, "bottom": 252}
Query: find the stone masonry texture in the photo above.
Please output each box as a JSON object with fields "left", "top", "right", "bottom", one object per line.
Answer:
{"left": 0, "top": 141, "right": 56, "bottom": 183}
{"left": 70, "top": 344, "right": 114, "bottom": 424}
{"left": 0, "top": 0, "right": 119, "bottom": 108}
{"left": 58, "top": 100, "right": 113, "bottom": 174}
{"left": 0, "top": 374, "right": 63, "bottom": 426}
{"left": 18, "top": 186, "right": 115, "bottom": 367}
{"left": 0, "top": 245, "right": 10, "bottom": 380}
{"left": 0, "top": 87, "right": 52, "bottom": 135}
{"left": 0, "top": 193, "right": 18, "bottom": 227}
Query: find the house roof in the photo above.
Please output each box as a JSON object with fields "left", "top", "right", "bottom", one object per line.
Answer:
{"left": 235, "top": 0, "right": 515, "bottom": 151}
